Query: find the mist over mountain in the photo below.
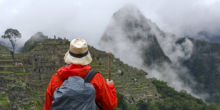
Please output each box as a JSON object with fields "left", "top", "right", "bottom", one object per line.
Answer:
{"left": 99, "top": 5, "right": 195, "bottom": 92}
{"left": 99, "top": 5, "right": 220, "bottom": 104}
{"left": 1, "top": 0, "right": 220, "bottom": 47}
{"left": 192, "top": 31, "right": 220, "bottom": 43}
{"left": 0, "top": 37, "right": 23, "bottom": 53}
{"left": 22, "top": 32, "right": 48, "bottom": 52}
{"left": 100, "top": 5, "right": 170, "bottom": 66}
{"left": 181, "top": 38, "right": 220, "bottom": 104}
{"left": 0, "top": 39, "right": 7, "bottom": 47}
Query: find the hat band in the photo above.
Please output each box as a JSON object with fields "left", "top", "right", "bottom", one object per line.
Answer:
{"left": 69, "top": 50, "right": 88, "bottom": 58}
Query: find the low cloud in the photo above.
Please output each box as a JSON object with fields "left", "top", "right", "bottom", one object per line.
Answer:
{"left": 0, "top": 0, "right": 220, "bottom": 46}
{"left": 99, "top": 5, "right": 209, "bottom": 101}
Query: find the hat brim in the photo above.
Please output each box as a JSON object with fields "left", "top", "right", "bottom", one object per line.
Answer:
{"left": 64, "top": 51, "right": 92, "bottom": 65}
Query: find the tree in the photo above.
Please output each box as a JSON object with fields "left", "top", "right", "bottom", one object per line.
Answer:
{"left": 1, "top": 28, "right": 21, "bottom": 63}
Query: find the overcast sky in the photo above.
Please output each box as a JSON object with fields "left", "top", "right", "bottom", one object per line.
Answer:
{"left": 0, "top": 0, "right": 220, "bottom": 46}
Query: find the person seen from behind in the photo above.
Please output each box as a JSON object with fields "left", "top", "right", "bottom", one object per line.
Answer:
{"left": 44, "top": 38, "right": 118, "bottom": 110}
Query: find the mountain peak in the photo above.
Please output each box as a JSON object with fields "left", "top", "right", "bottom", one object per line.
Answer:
{"left": 114, "top": 5, "right": 142, "bottom": 17}
{"left": 22, "top": 32, "right": 48, "bottom": 52}
{"left": 112, "top": 5, "right": 147, "bottom": 27}
{"left": 30, "top": 32, "right": 48, "bottom": 41}
{"left": 100, "top": 5, "right": 170, "bottom": 67}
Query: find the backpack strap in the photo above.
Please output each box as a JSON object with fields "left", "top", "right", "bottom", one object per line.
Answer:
{"left": 84, "top": 70, "right": 103, "bottom": 110}
{"left": 84, "top": 69, "right": 98, "bottom": 83}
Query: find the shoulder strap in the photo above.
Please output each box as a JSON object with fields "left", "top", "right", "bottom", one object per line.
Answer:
{"left": 84, "top": 69, "right": 98, "bottom": 83}
{"left": 85, "top": 70, "right": 103, "bottom": 109}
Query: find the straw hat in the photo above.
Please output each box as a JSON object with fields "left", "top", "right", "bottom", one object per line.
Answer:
{"left": 64, "top": 38, "right": 92, "bottom": 65}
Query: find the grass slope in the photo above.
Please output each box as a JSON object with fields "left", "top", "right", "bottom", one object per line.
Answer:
{"left": 0, "top": 39, "right": 219, "bottom": 110}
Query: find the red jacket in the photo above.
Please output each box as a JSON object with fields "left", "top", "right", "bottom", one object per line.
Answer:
{"left": 44, "top": 64, "right": 118, "bottom": 110}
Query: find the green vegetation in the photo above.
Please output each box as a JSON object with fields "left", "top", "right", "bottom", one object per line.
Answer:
{"left": 0, "top": 71, "right": 27, "bottom": 75}
{"left": 115, "top": 79, "right": 220, "bottom": 110}
{"left": 14, "top": 72, "right": 28, "bottom": 75}
{"left": 1, "top": 38, "right": 220, "bottom": 110}
{"left": 22, "top": 32, "right": 48, "bottom": 52}
{"left": 0, "top": 94, "right": 10, "bottom": 109}
{"left": 151, "top": 79, "right": 220, "bottom": 110}
{"left": 0, "top": 71, "right": 13, "bottom": 74}
{"left": 0, "top": 65, "right": 23, "bottom": 67}
{"left": 33, "top": 98, "right": 43, "bottom": 110}
{"left": 115, "top": 93, "right": 129, "bottom": 110}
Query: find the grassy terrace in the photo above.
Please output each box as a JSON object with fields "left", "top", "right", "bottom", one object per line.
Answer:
{"left": 0, "top": 71, "right": 14, "bottom": 74}
{"left": 0, "top": 65, "right": 24, "bottom": 68}
{"left": 0, "top": 71, "right": 28, "bottom": 75}
{"left": 0, "top": 65, "right": 24, "bottom": 67}
{"left": 0, "top": 60, "right": 23, "bottom": 63}
{"left": 0, "top": 94, "right": 9, "bottom": 108}
{"left": 0, "top": 57, "right": 14, "bottom": 59}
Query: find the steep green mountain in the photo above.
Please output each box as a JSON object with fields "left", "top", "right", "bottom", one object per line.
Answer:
{"left": 0, "top": 38, "right": 219, "bottom": 110}
{"left": 22, "top": 38, "right": 160, "bottom": 105}
{"left": 0, "top": 39, "right": 160, "bottom": 109}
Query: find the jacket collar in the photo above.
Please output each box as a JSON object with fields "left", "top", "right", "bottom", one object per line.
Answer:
{"left": 57, "top": 64, "right": 91, "bottom": 80}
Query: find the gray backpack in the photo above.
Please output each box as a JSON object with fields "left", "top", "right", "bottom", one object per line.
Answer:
{"left": 51, "top": 70, "right": 98, "bottom": 110}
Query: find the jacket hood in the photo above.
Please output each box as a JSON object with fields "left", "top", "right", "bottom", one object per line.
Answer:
{"left": 57, "top": 64, "right": 92, "bottom": 80}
